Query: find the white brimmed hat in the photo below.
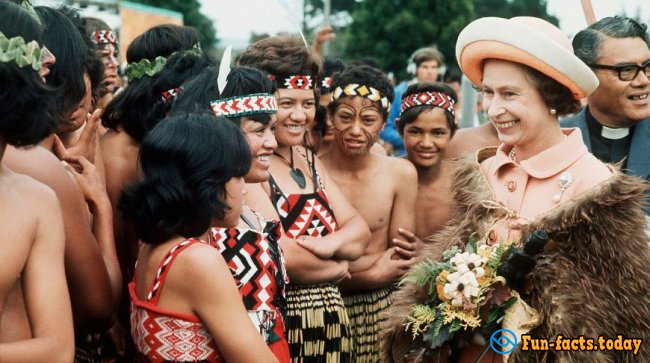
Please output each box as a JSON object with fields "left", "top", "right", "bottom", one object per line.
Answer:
{"left": 456, "top": 16, "right": 599, "bottom": 99}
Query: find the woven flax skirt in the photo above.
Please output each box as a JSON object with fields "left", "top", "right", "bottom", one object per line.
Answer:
{"left": 285, "top": 282, "right": 352, "bottom": 363}
{"left": 342, "top": 287, "right": 393, "bottom": 363}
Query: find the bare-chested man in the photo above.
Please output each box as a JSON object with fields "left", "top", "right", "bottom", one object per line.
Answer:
{"left": 0, "top": 3, "right": 73, "bottom": 361}
{"left": 397, "top": 82, "right": 459, "bottom": 240}
{"left": 320, "top": 65, "right": 417, "bottom": 362}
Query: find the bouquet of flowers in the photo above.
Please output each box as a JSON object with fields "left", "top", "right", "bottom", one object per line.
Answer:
{"left": 402, "top": 234, "right": 518, "bottom": 349}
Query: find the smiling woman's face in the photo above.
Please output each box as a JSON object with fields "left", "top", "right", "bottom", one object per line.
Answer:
{"left": 481, "top": 59, "right": 551, "bottom": 150}
{"left": 273, "top": 88, "right": 316, "bottom": 147}
{"left": 241, "top": 116, "right": 277, "bottom": 183}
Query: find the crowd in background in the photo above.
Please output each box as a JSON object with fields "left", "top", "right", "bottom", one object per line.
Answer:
{"left": 1, "top": 0, "right": 649, "bottom": 362}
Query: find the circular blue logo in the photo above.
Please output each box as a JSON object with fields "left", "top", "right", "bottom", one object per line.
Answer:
{"left": 490, "top": 328, "right": 518, "bottom": 355}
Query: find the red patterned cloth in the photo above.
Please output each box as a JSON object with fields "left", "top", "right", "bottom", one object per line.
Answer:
{"left": 268, "top": 157, "right": 338, "bottom": 239}
{"left": 209, "top": 213, "right": 290, "bottom": 363}
{"left": 267, "top": 149, "right": 352, "bottom": 362}
{"left": 129, "top": 239, "right": 223, "bottom": 362}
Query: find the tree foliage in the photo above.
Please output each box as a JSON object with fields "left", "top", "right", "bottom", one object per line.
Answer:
{"left": 474, "top": 0, "right": 558, "bottom": 25}
{"left": 343, "top": 0, "right": 473, "bottom": 81}
{"left": 130, "top": 0, "right": 217, "bottom": 49}
{"left": 330, "top": 0, "right": 560, "bottom": 82}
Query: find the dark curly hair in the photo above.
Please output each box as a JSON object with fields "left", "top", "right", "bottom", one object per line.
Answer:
{"left": 397, "top": 82, "right": 458, "bottom": 136}
{"left": 118, "top": 112, "right": 251, "bottom": 245}
{"left": 321, "top": 57, "right": 345, "bottom": 94}
{"left": 328, "top": 64, "right": 394, "bottom": 121}
{"left": 0, "top": 1, "right": 58, "bottom": 147}
{"left": 102, "top": 51, "right": 215, "bottom": 142}
{"left": 238, "top": 35, "right": 322, "bottom": 87}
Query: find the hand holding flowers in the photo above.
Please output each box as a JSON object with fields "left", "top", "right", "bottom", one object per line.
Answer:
{"left": 402, "top": 235, "right": 517, "bottom": 350}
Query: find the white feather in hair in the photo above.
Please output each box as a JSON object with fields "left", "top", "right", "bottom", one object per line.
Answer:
{"left": 217, "top": 45, "right": 232, "bottom": 94}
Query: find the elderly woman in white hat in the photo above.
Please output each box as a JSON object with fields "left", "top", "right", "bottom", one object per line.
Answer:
{"left": 380, "top": 17, "right": 650, "bottom": 363}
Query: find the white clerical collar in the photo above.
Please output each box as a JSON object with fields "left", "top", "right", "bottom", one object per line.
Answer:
{"left": 601, "top": 125, "right": 630, "bottom": 140}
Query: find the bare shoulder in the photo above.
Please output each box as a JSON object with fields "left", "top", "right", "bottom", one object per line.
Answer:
{"left": 101, "top": 129, "right": 140, "bottom": 201}
{"left": 101, "top": 130, "right": 139, "bottom": 171}
{"left": 175, "top": 242, "right": 223, "bottom": 268}
{"left": 4, "top": 146, "right": 76, "bottom": 196}
{"left": 0, "top": 170, "right": 59, "bottom": 275}
{"left": 370, "top": 142, "right": 387, "bottom": 156}
{"left": 446, "top": 128, "right": 475, "bottom": 159}
{"left": 0, "top": 170, "right": 58, "bottom": 230}
{"left": 10, "top": 171, "right": 58, "bottom": 205}
{"left": 447, "top": 125, "right": 500, "bottom": 160}
{"left": 170, "top": 242, "right": 232, "bottom": 292}
{"left": 100, "top": 128, "right": 137, "bottom": 148}
{"left": 385, "top": 156, "right": 417, "bottom": 179}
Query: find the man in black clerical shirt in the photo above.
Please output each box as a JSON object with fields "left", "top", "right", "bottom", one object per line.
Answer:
{"left": 562, "top": 16, "right": 650, "bottom": 213}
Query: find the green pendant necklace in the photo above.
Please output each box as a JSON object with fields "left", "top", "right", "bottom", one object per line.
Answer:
{"left": 273, "top": 147, "right": 306, "bottom": 189}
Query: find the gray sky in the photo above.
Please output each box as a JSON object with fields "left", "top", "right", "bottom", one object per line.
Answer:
{"left": 201, "top": 0, "right": 650, "bottom": 48}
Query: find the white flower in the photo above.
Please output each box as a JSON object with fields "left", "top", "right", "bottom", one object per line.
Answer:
{"left": 443, "top": 271, "right": 480, "bottom": 307}
{"left": 450, "top": 252, "right": 487, "bottom": 278}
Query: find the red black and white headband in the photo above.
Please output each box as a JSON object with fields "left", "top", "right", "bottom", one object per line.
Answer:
{"left": 269, "top": 74, "right": 313, "bottom": 90}
{"left": 321, "top": 77, "right": 332, "bottom": 92}
{"left": 331, "top": 83, "right": 390, "bottom": 110}
{"left": 210, "top": 93, "right": 278, "bottom": 118}
{"left": 161, "top": 87, "right": 183, "bottom": 103}
{"left": 400, "top": 91, "right": 455, "bottom": 116}
{"left": 90, "top": 30, "right": 118, "bottom": 45}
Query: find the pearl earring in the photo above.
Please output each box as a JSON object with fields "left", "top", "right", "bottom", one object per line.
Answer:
{"left": 549, "top": 108, "right": 557, "bottom": 115}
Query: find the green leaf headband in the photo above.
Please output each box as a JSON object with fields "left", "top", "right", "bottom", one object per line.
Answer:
{"left": 0, "top": 31, "right": 44, "bottom": 72}
{"left": 125, "top": 55, "right": 167, "bottom": 82}
{"left": 20, "top": 0, "right": 41, "bottom": 24}
{"left": 125, "top": 43, "right": 202, "bottom": 82}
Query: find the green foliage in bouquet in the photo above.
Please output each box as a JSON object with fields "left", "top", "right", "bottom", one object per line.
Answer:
{"left": 401, "top": 234, "right": 517, "bottom": 349}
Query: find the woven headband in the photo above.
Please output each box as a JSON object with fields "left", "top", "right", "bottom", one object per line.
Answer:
{"left": 269, "top": 74, "right": 313, "bottom": 90}
{"left": 331, "top": 83, "right": 390, "bottom": 110}
{"left": 321, "top": 77, "right": 332, "bottom": 91}
{"left": 161, "top": 87, "right": 182, "bottom": 103}
{"left": 0, "top": 31, "right": 44, "bottom": 72}
{"left": 91, "top": 30, "right": 118, "bottom": 45}
{"left": 126, "top": 44, "right": 202, "bottom": 82}
{"left": 400, "top": 91, "right": 455, "bottom": 116}
{"left": 210, "top": 93, "right": 278, "bottom": 118}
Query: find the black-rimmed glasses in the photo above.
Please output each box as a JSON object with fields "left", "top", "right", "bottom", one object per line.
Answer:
{"left": 589, "top": 60, "right": 650, "bottom": 81}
